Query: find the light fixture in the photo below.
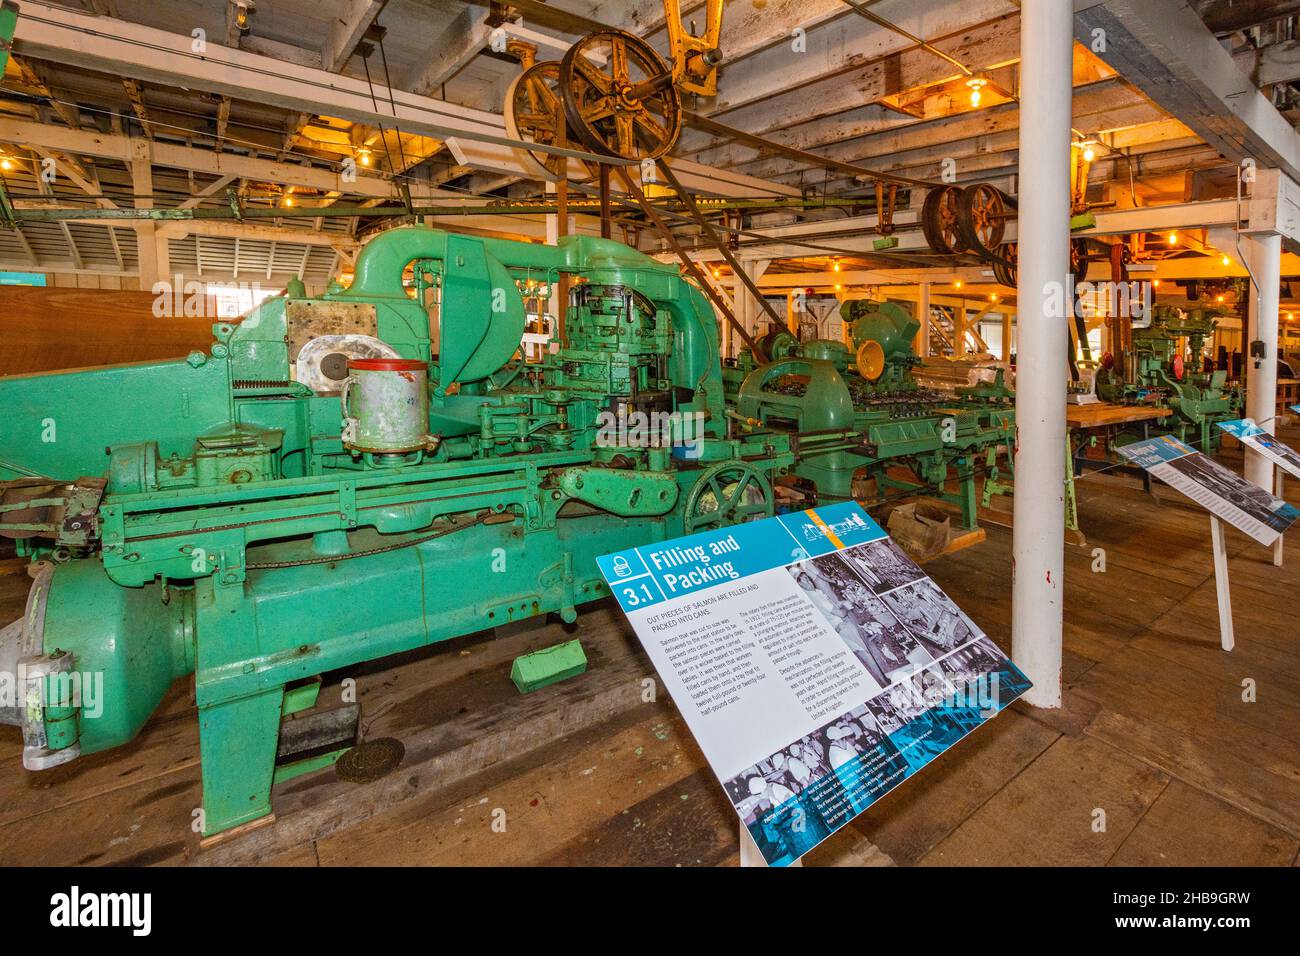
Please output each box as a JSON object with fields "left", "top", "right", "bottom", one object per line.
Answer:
{"left": 1167, "top": 231, "right": 1178, "bottom": 246}
{"left": 0, "top": 158, "right": 11, "bottom": 172}
{"left": 1074, "top": 138, "right": 1098, "bottom": 163}
{"left": 712, "top": 268, "right": 720, "bottom": 278}
{"left": 357, "top": 146, "right": 372, "bottom": 167}
{"left": 1221, "top": 255, "right": 1231, "bottom": 267}
{"left": 1216, "top": 294, "right": 1225, "bottom": 303}
{"left": 965, "top": 75, "right": 988, "bottom": 108}
{"left": 1153, "top": 278, "right": 1161, "bottom": 288}
{"left": 954, "top": 280, "right": 963, "bottom": 289}
{"left": 832, "top": 260, "right": 841, "bottom": 272}
{"left": 232, "top": 0, "right": 254, "bottom": 34}
{"left": 989, "top": 293, "right": 999, "bottom": 302}
{"left": 281, "top": 189, "right": 294, "bottom": 208}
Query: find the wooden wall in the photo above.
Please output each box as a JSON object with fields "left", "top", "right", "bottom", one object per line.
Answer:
{"left": 0, "top": 287, "right": 218, "bottom": 375}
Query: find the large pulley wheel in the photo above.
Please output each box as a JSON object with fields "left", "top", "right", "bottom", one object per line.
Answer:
{"left": 956, "top": 183, "right": 1008, "bottom": 260}
{"left": 921, "top": 185, "right": 963, "bottom": 254}
{"left": 504, "top": 61, "right": 571, "bottom": 183}
{"left": 560, "top": 30, "right": 682, "bottom": 161}
{"left": 991, "top": 243, "right": 1017, "bottom": 287}
{"left": 684, "top": 463, "right": 774, "bottom": 534}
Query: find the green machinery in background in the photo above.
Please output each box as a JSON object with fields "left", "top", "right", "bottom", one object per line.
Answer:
{"left": 1095, "top": 303, "right": 1242, "bottom": 452}
{"left": 0, "top": 226, "right": 796, "bottom": 838}
{"left": 723, "top": 299, "right": 1015, "bottom": 529}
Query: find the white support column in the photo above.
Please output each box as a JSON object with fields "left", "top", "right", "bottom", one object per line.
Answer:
{"left": 1011, "top": 0, "right": 1073, "bottom": 710}
{"left": 917, "top": 282, "right": 931, "bottom": 357}
{"left": 1241, "top": 232, "right": 1281, "bottom": 492}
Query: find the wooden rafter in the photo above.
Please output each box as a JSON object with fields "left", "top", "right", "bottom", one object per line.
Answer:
{"left": 121, "top": 78, "right": 154, "bottom": 139}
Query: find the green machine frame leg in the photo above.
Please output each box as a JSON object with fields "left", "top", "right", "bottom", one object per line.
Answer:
{"left": 198, "top": 690, "right": 283, "bottom": 836}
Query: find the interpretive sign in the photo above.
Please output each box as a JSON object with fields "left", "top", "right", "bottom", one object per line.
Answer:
{"left": 597, "top": 501, "right": 1030, "bottom": 867}
{"left": 1117, "top": 435, "right": 1298, "bottom": 546}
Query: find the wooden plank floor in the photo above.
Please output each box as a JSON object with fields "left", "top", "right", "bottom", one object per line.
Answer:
{"left": 0, "top": 426, "right": 1297, "bottom": 867}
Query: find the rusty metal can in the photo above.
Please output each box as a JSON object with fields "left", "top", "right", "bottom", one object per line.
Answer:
{"left": 341, "top": 358, "right": 430, "bottom": 453}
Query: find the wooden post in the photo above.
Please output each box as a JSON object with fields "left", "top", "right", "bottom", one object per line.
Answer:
{"left": 598, "top": 164, "right": 612, "bottom": 240}
{"left": 556, "top": 178, "right": 569, "bottom": 347}
{"left": 1210, "top": 516, "right": 1235, "bottom": 652}
{"left": 917, "top": 281, "right": 930, "bottom": 357}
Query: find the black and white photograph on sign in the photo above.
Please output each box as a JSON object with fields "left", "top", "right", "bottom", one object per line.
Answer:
{"left": 789, "top": 553, "right": 933, "bottom": 687}
{"left": 1166, "top": 451, "right": 1294, "bottom": 533}
{"left": 880, "top": 577, "right": 983, "bottom": 658}
{"left": 937, "top": 636, "right": 1007, "bottom": 687}
{"left": 1256, "top": 432, "right": 1300, "bottom": 477}
{"left": 839, "top": 537, "right": 927, "bottom": 594}
{"left": 724, "top": 699, "right": 912, "bottom": 842}
{"left": 867, "top": 678, "right": 929, "bottom": 733}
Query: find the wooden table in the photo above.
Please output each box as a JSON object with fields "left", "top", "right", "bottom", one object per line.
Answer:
{"left": 1066, "top": 402, "right": 1171, "bottom": 429}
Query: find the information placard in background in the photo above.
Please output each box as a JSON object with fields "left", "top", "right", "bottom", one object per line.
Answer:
{"left": 1219, "top": 419, "right": 1300, "bottom": 480}
{"left": 597, "top": 501, "right": 1030, "bottom": 867}
{"left": 1116, "top": 435, "right": 1299, "bottom": 546}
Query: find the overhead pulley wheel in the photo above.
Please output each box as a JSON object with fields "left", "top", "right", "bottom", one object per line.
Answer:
{"left": 1070, "top": 237, "right": 1091, "bottom": 278}
{"left": 921, "top": 184, "right": 963, "bottom": 254}
{"left": 560, "top": 30, "right": 682, "bottom": 162}
{"left": 504, "top": 60, "right": 572, "bottom": 183}
{"left": 955, "top": 183, "right": 1008, "bottom": 260}
{"left": 991, "top": 243, "right": 1017, "bottom": 287}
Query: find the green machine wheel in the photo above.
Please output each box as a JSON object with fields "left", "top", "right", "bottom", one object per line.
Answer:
{"left": 684, "top": 463, "right": 774, "bottom": 533}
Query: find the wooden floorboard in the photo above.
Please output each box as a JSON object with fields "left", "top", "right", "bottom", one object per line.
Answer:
{"left": 0, "top": 426, "right": 1296, "bottom": 865}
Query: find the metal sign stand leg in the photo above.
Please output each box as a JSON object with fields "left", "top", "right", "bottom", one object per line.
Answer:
{"left": 1210, "top": 515, "right": 1235, "bottom": 652}
{"left": 1274, "top": 471, "right": 1286, "bottom": 569}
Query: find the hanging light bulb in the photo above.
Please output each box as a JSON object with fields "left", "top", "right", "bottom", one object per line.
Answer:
{"left": 1221, "top": 255, "right": 1231, "bottom": 267}
{"left": 1167, "top": 231, "right": 1178, "bottom": 245}
{"left": 954, "top": 280, "right": 963, "bottom": 289}
{"left": 357, "top": 146, "right": 372, "bottom": 167}
{"left": 966, "top": 76, "right": 988, "bottom": 108}
{"left": 832, "top": 260, "right": 841, "bottom": 272}
{"left": 0, "top": 157, "right": 12, "bottom": 172}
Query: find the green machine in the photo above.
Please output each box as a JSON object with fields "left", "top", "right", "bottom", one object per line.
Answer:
{"left": 1095, "top": 304, "right": 1241, "bottom": 451}
{"left": 724, "top": 299, "right": 1014, "bottom": 527}
{"left": 0, "top": 226, "right": 794, "bottom": 838}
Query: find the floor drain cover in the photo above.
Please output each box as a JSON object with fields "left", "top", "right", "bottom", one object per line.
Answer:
{"left": 335, "top": 737, "right": 405, "bottom": 783}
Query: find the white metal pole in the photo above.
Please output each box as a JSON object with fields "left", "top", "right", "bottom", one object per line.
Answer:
{"left": 1242, "top": 232, "right": 1281, "bottom": 492}
{"left": 1011, "top": 0, "right": 1073, "bottom": 710}
{"left": 1210, "top": 516, "right": 1235, "bottom": 652}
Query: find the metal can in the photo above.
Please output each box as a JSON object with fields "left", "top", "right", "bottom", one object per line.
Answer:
{"left": 341, "top": 358, "right": 430, "bottom": 453}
